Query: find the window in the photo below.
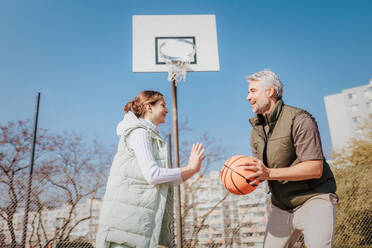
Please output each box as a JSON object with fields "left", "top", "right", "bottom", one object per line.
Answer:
{"left": 255, "top": 212, "right": 265, "bottom": 217}
{"left": 352, "top": 116, "right": 360, "bottom": 123}
{"left": 350, "top": 104, "right": 359, "bottom": 112}
{"left": 366, "top": 101, "right": 372, "bottom": 109}
{"left": 364, "top": 87, "right": 372, "bottom": 98}
{"left": 348, "top": 93, "right": 357, "bottom": 100}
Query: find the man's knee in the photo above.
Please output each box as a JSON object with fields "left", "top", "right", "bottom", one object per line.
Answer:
{"left": 300, "top": 194, "right": 337, "bottom": 248}
{"left": 304, "top": 235, "right": 333, "bottom": 248}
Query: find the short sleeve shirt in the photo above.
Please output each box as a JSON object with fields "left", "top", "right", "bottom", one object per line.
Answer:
{"left": 251, "top": 112, "right": 324, "bottom": 162}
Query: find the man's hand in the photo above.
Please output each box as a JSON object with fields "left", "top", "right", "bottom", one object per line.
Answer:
{"left": 243, "top": 158, "right": 270, "bottom": 186}
{"left": 243, "top": 158, "right": 323, "bottom": 183}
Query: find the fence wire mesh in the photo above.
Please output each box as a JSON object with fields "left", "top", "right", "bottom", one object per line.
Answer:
{"left": 2, "top": 163, "right": 371, "bottom": 248}
{"left": 1, "top": 120, "right": 371, "bottom": 248}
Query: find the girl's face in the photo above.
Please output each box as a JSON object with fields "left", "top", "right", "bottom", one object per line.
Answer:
{"left": 147, "top": 98, "right": 169, "bottom": 126}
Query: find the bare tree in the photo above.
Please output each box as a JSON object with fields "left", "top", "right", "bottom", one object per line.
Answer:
{"left": 0, "top": 120, "right": 113, "bottom": 247}
{"left": 187, "top": 193, "right": 229, "bottom": 248}
{"left": 166, "top": 121, "right": 230, "bottom": 247}
{"left": 29, "top": 133, "right": 113, "bottom": 248}
{"left": 0, "top": 120, "right": 59, "bottom": 248}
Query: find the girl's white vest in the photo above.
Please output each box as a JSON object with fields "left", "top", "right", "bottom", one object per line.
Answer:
{"left": 96, "top": 112, "right": 173, "bottom": 248}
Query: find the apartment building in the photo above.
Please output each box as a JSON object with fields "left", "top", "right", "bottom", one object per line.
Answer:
{"left": 0, "top": 198, "right": 101, "bottom": 247}
{"left": 1, "top": 172, "right": 268, "bottom": 248}
{"left": 324, "top": 79, "right": 372, "bottom": 149}
{"left": 182, "top": 170, "right": 268, "bottom": 248}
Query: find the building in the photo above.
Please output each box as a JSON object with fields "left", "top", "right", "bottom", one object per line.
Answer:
{"left": 1, "top": 172, "right": 268, "bottom": 248}
{"left": 0, "top": 198, "right": 101, "bottom": 247}
{"left": 182, "top": 170, "right": 268, "bottom": 248}
{"left": 324, "top": 79, "right": 372, "bottom": 149}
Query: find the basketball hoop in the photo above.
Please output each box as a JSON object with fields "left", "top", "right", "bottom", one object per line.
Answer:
{"left": 132, "top": 16, "right": 220, "bottom": 248}
{"left": 159, "top": 39, "right": 196, "bottom": 83}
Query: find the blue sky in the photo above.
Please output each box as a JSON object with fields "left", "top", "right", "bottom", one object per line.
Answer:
{"left": 1, "top": 0, "right": 371, "bottom": 171}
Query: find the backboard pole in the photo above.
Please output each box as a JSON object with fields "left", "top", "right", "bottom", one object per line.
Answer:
{"left": 171, "top": 76, "right": 183, "bottom": 248}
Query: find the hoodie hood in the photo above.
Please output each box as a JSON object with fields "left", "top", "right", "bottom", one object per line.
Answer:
{"left": 116, "top": 111, "right": 159, "bottom": 138}
{"left": 116, "top": 111, "right": 142, "bottom": 137}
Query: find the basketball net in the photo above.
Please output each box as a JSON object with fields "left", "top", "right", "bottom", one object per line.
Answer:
{"left": 165, "top": 60, "right": 190, "bottom": 83}
{"left": 159, "top": 39, "right": 196, "bottom": 85}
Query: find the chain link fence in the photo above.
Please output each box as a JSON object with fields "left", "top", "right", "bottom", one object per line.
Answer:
{"left": 0, "top": 120, "right": 111, "bottom": 248}
{"left": 332, "top": 163, "right": 372, "bottom": 248}
{"left": 1, "top": 120, "right": 371, "bottom": 247}
{"left": 2, "top": 165, "right": 371, "bottom": 248}
{"left": 169, "top": 163, "right": 372, "bottom": 248}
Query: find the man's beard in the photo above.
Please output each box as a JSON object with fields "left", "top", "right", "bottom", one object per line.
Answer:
{"left": 253, "top": 96, "right": 270, "bottom": 114}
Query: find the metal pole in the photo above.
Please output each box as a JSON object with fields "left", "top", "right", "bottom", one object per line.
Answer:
{"left": 171, "top": 78, "right": 183, "bottom": 248}
{"left": 22, "top": 92, "right": 40, "bottom": 248}
{"left": 167, "top": 134, "right": 173, "bottom": 172}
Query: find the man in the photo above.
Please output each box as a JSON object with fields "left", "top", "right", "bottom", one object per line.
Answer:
{"left": 244, "top": 69, "right": 338, "bottom": 248}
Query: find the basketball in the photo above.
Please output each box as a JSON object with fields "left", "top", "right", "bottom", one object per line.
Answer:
{"left": 220, "top": 155, "right": 259, "bottom": 195}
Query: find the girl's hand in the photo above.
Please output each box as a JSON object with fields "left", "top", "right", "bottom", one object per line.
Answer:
{"left": 187, "top": 143, "right": 206, "bottom": 173}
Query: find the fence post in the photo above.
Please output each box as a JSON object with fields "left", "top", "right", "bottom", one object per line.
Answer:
{"left": 21, "top": 92, "right": 40, "bottom": 248}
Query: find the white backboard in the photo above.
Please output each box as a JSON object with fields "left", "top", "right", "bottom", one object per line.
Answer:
{"left": 132, "top": 15, "right": 220, "bottom": 73}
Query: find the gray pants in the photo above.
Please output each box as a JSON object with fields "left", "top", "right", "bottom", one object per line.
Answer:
{"left": 264, "top": 193, "right": 338, "bottom": 248}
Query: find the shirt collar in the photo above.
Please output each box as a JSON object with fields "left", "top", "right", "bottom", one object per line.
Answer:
{"left": 249, "top": 99, "right": 284, "bottom": 126}
{"left": 262, "top": 99, "right": 284, "bottom": 124}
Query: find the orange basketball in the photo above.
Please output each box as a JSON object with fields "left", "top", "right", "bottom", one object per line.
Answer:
{"left": 220, "top": 155, "right": 259, "bottom": 195}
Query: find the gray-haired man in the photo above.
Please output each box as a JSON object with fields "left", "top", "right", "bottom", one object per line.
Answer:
{"left": 244, "top": 69, "right": 338, "bottom": 248}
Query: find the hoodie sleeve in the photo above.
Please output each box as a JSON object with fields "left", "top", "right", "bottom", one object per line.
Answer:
{"left": 128, "top": 128, "right": 183, "bottom": 185}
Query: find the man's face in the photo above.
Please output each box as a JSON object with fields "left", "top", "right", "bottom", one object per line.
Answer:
{"left": 247, "top": 80, "right": 270, "bottom": 114}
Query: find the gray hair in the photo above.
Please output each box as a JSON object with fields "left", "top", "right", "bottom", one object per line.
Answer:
{"left": 246, "top": 69, "right": 283, "bottom": 100}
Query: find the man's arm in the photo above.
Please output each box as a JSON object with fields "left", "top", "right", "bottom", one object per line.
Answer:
{"left": 270, "top": 160, "right": 323, "bottom": 180}
{"left": 246, "top": 112, "right": 324, "bottom": 184}
{"left": 249, "top": 158, "right": 322, "bottom": 181}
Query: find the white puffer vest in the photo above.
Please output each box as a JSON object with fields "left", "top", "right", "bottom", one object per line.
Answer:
{"left": 96, "top": 112, "right": 173, "bottom": 248}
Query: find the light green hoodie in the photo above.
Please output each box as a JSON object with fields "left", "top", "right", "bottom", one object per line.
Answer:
{"left": 96, "top": 112, "right": 173, "bottom": 248}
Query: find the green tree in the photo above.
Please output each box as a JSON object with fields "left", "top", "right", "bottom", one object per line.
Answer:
{"left": 332, "top": 118, "right": 372, "bottom": 246}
